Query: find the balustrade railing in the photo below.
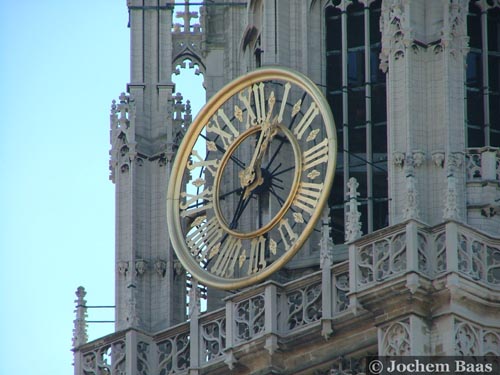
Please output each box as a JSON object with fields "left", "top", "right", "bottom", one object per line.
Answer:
{"left": 350, "top": 220, "right": 500, "bottom": 292}
{"left": 74, "top": 221, "right": 500, "bottom": 374}
{"left": 465, "top": 147, "right": 500, "bottom": 182}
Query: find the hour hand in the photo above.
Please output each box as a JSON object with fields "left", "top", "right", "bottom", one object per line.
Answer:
{"left": 238, "top": 117, "right": 279, "bottom": 190}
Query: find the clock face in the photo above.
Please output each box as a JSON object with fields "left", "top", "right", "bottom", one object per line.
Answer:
{"left": 167, "top": 67, "right": 337, "bottom": 290}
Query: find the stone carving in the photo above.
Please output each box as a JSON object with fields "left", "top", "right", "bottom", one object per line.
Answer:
{"left": 334, "top": 273, "right": 349, "bottom": 313}
{"left": 171, "top": 1, "right": 205, "bottom": 67}
{"left": 201, "top": 318, "right": 226, "bottom": 364}
{"left": 137, "top": 341, "right": 150, "bottom": 375}
{"left": 455, "top": 320, "right": 480, "bottom": 356}
{"left": 154, "top": 259, "right": 167, "bottom": 277}
{"left": 173, "top": 259, "right": 184, "bottom": 279}
{"left": 380, "top": 0, "right": 412, "bottom": 72}
{"left": 135, "top": 260, "right": 147, "bottom": 276}
{"left": 109, "top": 93, "right": 136, "bottom": 183}
{"left": 82, "top": 340, "right": 126, "bottom": 375}
{"left": 381, "top": 320, "right": 411, "bottom": 355}
{"left": 287, "top": 282, "right": 322, "bottom": 331}
{"left": 345, "top": 177, "right": 362, "bottom": 242}
{"left": 435, "top": 231, "right": 447, "bottom": 274}
{"left": 234, "top": 294, "right": 266, "bottom": 342}
{"left": 125, "top": 289, "right": 140, "bottom": 328}
{"left": 320, "top": 208, "right": 334, "bottom": 268}
{"left": 392, "top": 151, "right": 405, "bottom": 168}
{"left": 117, "top": 261, "right": 129, "bottom": 277}
{"left": 443, "top": 174, "right": 459, "bottom": 220}
{"left": 72, "top": 286, "right": 88, "bottom": 348}
{"left": 358, "top": 231, "right": 407, "bottom": 287}
{"left": 483, "top": 331, "right": 500, "bottom": 356}
{"left": 457, "top": 231, "right": 500, "bottom": 286}
{"left": 188, "top": 281, "right": 200, "bottom": 318}
{"left": 412, "top": 150, "right": 425, "bottom": 168}
{"left": 440, "top": 0, "right": 469, "bottom": 58}
{"left": 432, "top": 150, "right": 445, "bottom": 168}
{"left": 157, "top": 331, "right": 190, "bottom": 374}
{"left": 417, "top": 232, "right": 431, "bottom": 275}
{"left": 403, "top": 174, "right": 420, "bottom": 220}
{"left": 171, "top": 92, "right": 192, "bottom": 148}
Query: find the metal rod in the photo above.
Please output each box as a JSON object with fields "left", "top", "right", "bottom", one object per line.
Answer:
{"left": 85, "top": 305, "right": 116, "bottom": 309}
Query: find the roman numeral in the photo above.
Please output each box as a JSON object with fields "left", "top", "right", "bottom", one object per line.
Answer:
{"left": 278, "top": 218, "right": 298, "bottom": 251}
{"left": 293, "top": 182, "right": 323, "bottom": 216}
{"left": 238, "top": 87, "right": 257, "bottom": 127}
{"left": 186, "top": 216, "right": 223, "bottom": 258}
{"left": 187, "top": 150, "right": 220, "bottom": 177}
{"left": 180, "top": 188, "right": 214, "bottom": 217}
{"left": 239, "top": 83, "right": 275, "bottom": 127}
{"left": 206, "top": 109, "right": 240, "bottom": 149}
{"left": 212, "top": 236, "right": 243, "bottom": 277}
{"left": 253, "top": 82, "right": 266, "bottom": 124}
{"left": 247, "top": 236, "right": 267, "bottom": 275}
{"left": 302, "top": 138, "right": 329, "bottom": 171}
{"left": 277, "top": 82, "right": 291, "bottom": 123}
{"left": 293, "top": 102, "right": 319, "bottom": 140}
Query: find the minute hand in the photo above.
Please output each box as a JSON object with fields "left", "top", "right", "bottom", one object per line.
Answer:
{"left": 238, "top": 119, "right": 273, "bottom": 188}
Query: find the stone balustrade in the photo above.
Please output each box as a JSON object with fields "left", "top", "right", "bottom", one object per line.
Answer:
{"left": 74, "top": 221, "right": 500, "bottom": 375}
{"left": 465, "top": 147, "right": 500, "bottom": 182}
{"left": 349, "top": 220, "right": 500, "bottom": 293}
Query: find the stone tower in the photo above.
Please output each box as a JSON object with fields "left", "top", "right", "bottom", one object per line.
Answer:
{"left": 73, "top": 1, "right": 500, "bottom": 374}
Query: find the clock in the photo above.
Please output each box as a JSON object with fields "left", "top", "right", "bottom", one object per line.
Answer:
{"left": 167, "top": 67, "right": 337, "bottom": 290}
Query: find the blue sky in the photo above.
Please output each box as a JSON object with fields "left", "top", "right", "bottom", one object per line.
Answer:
{"left": 0, "top": 1, "right": 205, "bottom": 373}
{"left": 1, "top": 1, "right": 152, "bottom": 374}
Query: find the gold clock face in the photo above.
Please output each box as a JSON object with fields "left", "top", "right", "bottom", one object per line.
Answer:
{"left": 167, "top": 67, "right": 337, "bottom": 290}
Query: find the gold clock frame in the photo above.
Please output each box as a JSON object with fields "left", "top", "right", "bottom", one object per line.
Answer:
{"left": 166, "top": 66, "right": 337, "bottom": 290}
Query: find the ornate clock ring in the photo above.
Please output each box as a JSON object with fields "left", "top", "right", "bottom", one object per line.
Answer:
{"left": 213, "top": 123, "right": 302, "bottom": 240}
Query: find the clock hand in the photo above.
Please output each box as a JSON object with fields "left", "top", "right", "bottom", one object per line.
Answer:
{"left": 238, "top": 121, "right": 269, "bottom": 188}
{"left": 240, "top": 118, "right": 280, "bottom": 198}
{"left": 228, "top": 187, "right": 253, "bottom": 230}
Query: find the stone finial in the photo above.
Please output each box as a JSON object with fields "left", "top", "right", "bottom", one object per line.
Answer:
{"left": 345, "top": 177, "right": 363, "bottom": 242}
{"left": 443, "top": 174, "right": 460, "bottom": 220}
{"left": 125, "top": 289, "right": 140, "bottom": 328}
{"left": 72, "top": 286, "right": 88, "bottom": 348}
{"left": 402, "top": 172, "right": 420, "bottom": 220}
{"left": 188, "top": 279, "right": 200, "bottom": 318}
{"left": 320, "top": 208, "right": 333, "bottom": 268}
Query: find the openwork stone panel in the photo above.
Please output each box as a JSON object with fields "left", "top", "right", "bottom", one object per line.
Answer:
{"left": 234, "top": 294, "right": 265, "bottom": 343}
{"left": 82, "top": 340, "right": 126, "bottom": 375}
{"left": 380, "top": 319, "right": 411, "bottom": 356}
{"left": 465, "top": 148, "right": 500, "bottom": 181}
{"left": 157, "top": 332, "right": 190, "bottom": 374}
{"left": 465, "top": 152, "right": 483, "bottom": 180}
{"left": 333, "top": 272, "right": 349, "bottom": 313}
{"left": 457, "top": 231, "right": 500, "bottom": 287}
{"left": 417, "top": 231, "right": 431, "bottom": 276}
{"left": 435, "top": 231, "right": 447, "bottom": 274}
{"left": 137, "top": 341, "right": 150, "bottom": 375}
{"left": 286, "top": 281, "right": 322, "bottom": 331}
{"left": 357, "top": 231, "right": 407, "bottom": 287}
{"left": 201, "top": 316, "right": 226, "bottom": 364}
{"left": 454, "top": 320, "right": 500, "bottom": 356}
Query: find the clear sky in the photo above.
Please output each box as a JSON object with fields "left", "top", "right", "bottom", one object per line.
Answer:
{"left": 0, "top": 1, "right": 203, "bottom": 374}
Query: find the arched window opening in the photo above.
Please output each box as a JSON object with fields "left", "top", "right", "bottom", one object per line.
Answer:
{"left": 325, "top": 0, "right": 388, "bottom": 245}
{"left": 466, "top": 1, "right": 500, "bottom": 147}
